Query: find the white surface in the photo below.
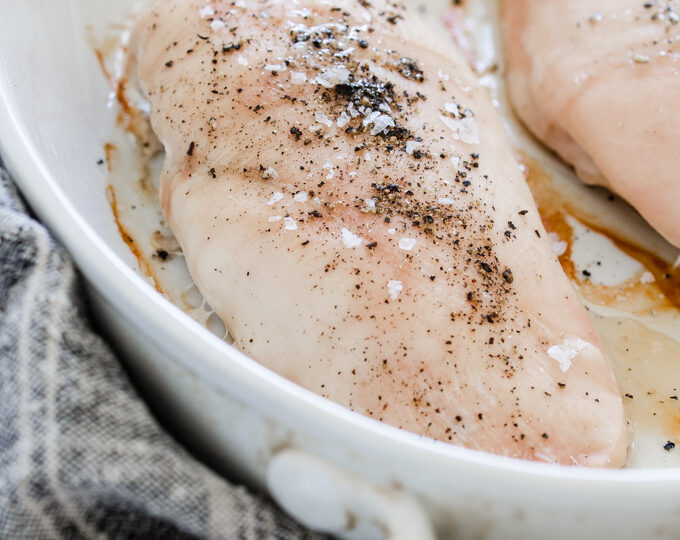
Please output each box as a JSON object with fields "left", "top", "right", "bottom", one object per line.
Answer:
{"left": 569, "top": 217, "right": 645, "bottom": 286}
{"left": 1, "top": 1, "right": 680, "bottom": 539}
{"left": 267, "top": 450, "right": 435, "bottom": 540}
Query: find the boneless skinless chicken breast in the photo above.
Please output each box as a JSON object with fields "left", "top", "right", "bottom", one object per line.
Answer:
{"left": 131, "top": 0, "right": 627, "bottom": 466}
{"left": 502, "top": 0, "right": 680, "bottom": 247}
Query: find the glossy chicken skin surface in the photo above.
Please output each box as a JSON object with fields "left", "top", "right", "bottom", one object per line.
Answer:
{"left": 502, "top": 0, "right": 680, "bottom": 247}
{"left": 132, "top": 0, "right": 627, "bottom": 466}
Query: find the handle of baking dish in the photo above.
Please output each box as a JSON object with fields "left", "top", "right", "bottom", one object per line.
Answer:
{"left": 267, "top": 449, "right": 436, "bottom": 540}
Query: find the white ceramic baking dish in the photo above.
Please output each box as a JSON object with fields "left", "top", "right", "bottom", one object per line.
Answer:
{"left": 2, "top": 2, "right": 680, "bottom": 539}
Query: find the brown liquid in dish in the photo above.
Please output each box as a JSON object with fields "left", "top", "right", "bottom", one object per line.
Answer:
{"left": 95, "top": 36, "right": 166, "bottom": 295}
{"left": 106, "top": 182, "right": 163, "bottom": 294}
{"left": 523, "top": 157, "right": 680, "bottom": 313}
{"left": 103, "top": 142, "right": 116, "bottom": 173}
{"left": 597, "top": 316, "right": 680, "bottom": 444}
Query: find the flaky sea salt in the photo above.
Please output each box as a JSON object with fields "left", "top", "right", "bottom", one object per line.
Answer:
{"left": 405, "top": 141, "right": 421, "bottom": 155}
{"left": 387, "top": 280, "right": 403, "bottom": 300}
{"left": 315, "top": 111, "right": 333, "bottom": 127}
{"left": 267, "top": 192, "right": 284, "bottom": 205}
{"left": 362, "top": 110, "right": 381, "bottom": 126}
{"left": 370, "top": 115, "right": 394, "bottom": 135}
{"left": 547, "top": 337, "right": 592, "bottom": 373}
{"left": 290, "top": 71, "right": 307, "bottom": 84}
{"left": 334, "top": 47, "right": 355, "bottom": 58}
{"left": 315, "top": 65, "right": 351, "bottom": 88}
{"left": 200, "top": 5, "right": 215, "bottom": 18}
{"left": 399, "top": 238, "right": 417, "bottom": 251}
{"left": 341, "top": 228, "right": 363, "bottom": 248}
{"left": 210, "top": 18, "right": 226, "bottom": 31}
{"left": 265, "top": 63, "right": 287, "bottom": 72}
{"left": 337, "top": 111, "right": 351, "bottom": 128}
{"left": 444, "top": 102, "right": 459, "bottom": 114}
{"left": 439, "top": 115, "right": 480, "bottom": 145}
{"left": 284, "top": 217, "right": 298, "bottom": 231}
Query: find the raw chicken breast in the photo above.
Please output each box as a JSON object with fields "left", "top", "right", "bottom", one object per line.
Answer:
{"left": 131, "top": 0, "right": 626, "bottom": 466}
{"left": 502, "top": 0, "right": 680, "bottom": 247}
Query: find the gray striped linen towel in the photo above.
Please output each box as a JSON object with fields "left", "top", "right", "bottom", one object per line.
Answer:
{"left": 0, "top": 159, "right": 325, "bottom": 539}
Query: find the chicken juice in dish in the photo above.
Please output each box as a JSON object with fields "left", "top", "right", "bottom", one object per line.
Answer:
{"left": 126, "top": 0, "right": 627, "bottom": 466}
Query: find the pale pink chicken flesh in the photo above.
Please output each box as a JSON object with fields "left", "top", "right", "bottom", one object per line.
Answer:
{"left": 502, "top": 0, "right": 680, "bottom": 247}
{"left": 131, "top": 0, "right": 627, "bottom": 466}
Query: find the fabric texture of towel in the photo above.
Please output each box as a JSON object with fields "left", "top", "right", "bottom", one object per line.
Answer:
{"left": 0, "top": 159, "right": 324, "bottom": 539}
